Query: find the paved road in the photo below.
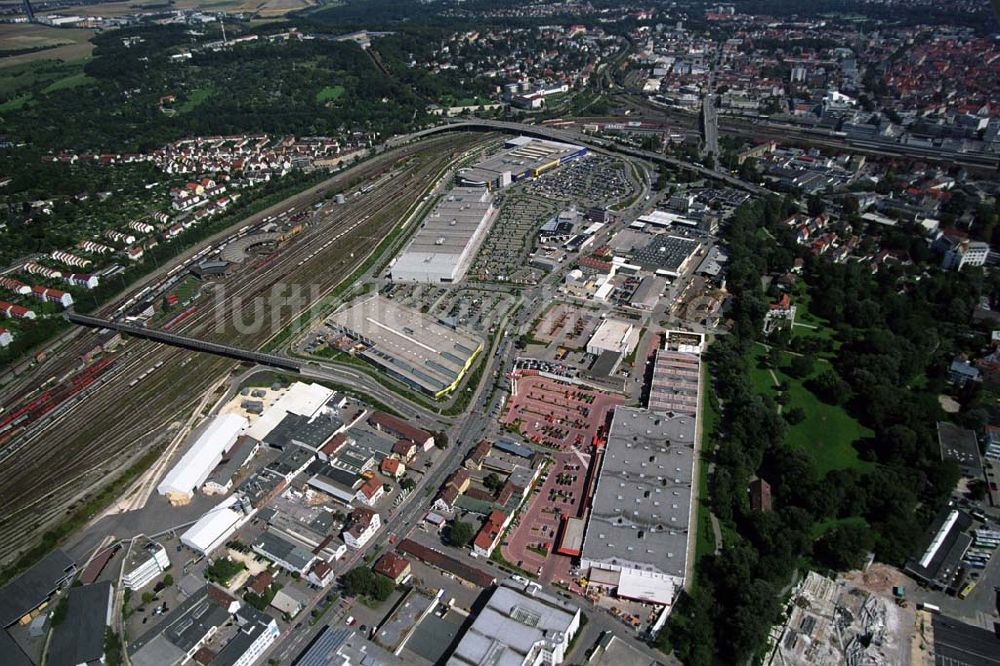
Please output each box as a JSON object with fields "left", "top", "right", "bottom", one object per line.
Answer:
{"left": 299, "top": 363, "right": 448, "bottom": 427}
{"left": 702, "top": 72, "right": 719, "bottom": 158}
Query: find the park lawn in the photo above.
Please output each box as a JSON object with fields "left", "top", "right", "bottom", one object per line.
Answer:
{"left": 750, "top": 344, "right": 780, "bottom": 396}
{"left": 0, "top": 94, "right": 32, "bottom": 111}
{"left": 752, "top": 343, "right": 872, "bottom": 474}
{"left": 789, "top": 284, "right": 840, "bottom": 352}
{"left": 316, "top": 84, "right": 345, "bottom": 103}
{"left": 178, "top": 87, "right": 213, "bottom": 113}
{"left": 810, "top": 515, "right": 868, "bottom": 539}
{"left": 42, "top": 71, "right": 95, "bottom": 93}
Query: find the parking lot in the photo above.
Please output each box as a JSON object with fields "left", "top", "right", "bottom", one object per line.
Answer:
{"left": 531, "top": 301, "right": 601, "bottom": 347}
{"left": 522, "top": 155, "right": 634, "bottom": 208}
{"left": 470, "top": 193, "right": 556, "bottom": 284}
{"left": 381, "top": 283, "right": 513, "bottom": 335}
{"left": 502, "top": 374, "right": 623, "bottom": 451}
{"left": 500, "top": 451, "right": 591, "bottom": 587}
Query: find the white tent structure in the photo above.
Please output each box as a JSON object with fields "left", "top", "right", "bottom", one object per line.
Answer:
{"left": 157, "top": 413, "right": 248, "bottom": 504}
{"left": 180, "top": 496, "right": 247, "bottom": 555}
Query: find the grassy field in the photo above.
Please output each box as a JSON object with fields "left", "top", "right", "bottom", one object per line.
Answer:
{"left": 6, "top": 0, "right": 316, "bottom": 19}
{"left": 789, "top": 285, "right": 839, "bottom": 351}
{"left": 42, "top": 70, "right": 95, "bottom": 93}
{"left": 0, "top": 57, "right": 92, "bottom": 107}
{"left": 811, "top": 515, "right": 868, "bottom": 539}
{"left": 751, "top": 343, "right": 872, "bottom": 474}
{"left": 178, "top": 87, "right": 213, "bottom": 113}
{"left": 316, "top": 84, "right": 345, "bottom": 103}
{"left": 0, "top": 94, "right": 31, "bottom": 112}
{"left": 0, "top": 25, "right": 94, "bottom": 68}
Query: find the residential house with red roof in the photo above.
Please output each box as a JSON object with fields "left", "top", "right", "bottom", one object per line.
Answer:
{"left": 472, "top": 510, "right": 511, "bottom": 558}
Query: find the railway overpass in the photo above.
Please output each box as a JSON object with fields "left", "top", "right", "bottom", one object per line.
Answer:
{"left": 65, "top": 312, "right": 452, "bottom": 423}
{"left": 394, "top": 118, "right": 769, "bottom": 196}
{"left": 66, "top": 311, "right": 303, "bottom": 371}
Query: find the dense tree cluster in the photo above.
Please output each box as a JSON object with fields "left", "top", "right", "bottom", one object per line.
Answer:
{"left": 342, "top": 566, "right": 394, "bottom": 601}
{"left": 659, "top": 192, "right": 969, "bottom": 664}
{"left": 2, "top": 25, "right": 429, "bottom": 152}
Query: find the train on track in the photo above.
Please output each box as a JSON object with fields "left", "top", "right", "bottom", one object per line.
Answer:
{"left": 0, "top": 356, "right": 115, "bottom": 443}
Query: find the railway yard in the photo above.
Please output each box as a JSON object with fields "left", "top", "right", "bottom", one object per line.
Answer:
{"left": 0, "top": 132, "right": 490, "bottom": 566}
{"left": 1, "top": 6, "right": 998, "bottom": 665}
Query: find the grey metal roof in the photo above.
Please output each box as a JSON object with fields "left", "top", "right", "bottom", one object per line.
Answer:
{"left": 47, "top": 581, "right": 112, "bottom": 666}
{"left": 253, "top": 531, "right": 316, "bottom": 573}
{"left": 937, "top": 421, "right": 984, "bottom": 477}
{"left": 129, "top": 585, "right": 231, "bottom": 659}
{"left": 0, "top": 628, "right": 33, "bottom": 666}
{"left": 493, "top": 438, "right": 534, "bottom": 459}
{"left": 265, "top": 413, "right": 342, "bottom": 450}
{"left": 448, "top": 582, "right": 579, "bottom": 666}
{"left": 205, "top": 436, "right": 258, "bottom": 487}
{"left": 631, "top": 234, "right": 699, "bottom": 273}
{"left": 212, "top": 605, "right": 275, "bottom": 666}
{"left": 373, "top": 589, "right": 435, "bottom": 652}
{"left": 294, "top": 626, "right": 353, "bottom": 666}
{"left": 0, "top": 549, "right": 76, "bottom": 627}
{"left": 580, "top": 407, "right": 695, "bottom": 579}
{"left": 406, "top": 612, "right": 462, "bottom": 664}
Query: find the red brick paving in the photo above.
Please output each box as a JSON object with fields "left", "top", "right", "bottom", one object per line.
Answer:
{"left": 501, "top": 450, "right": 591, "bottom": 585}
{"left": 502, "top": 374, "right": 623, "bottom": 451}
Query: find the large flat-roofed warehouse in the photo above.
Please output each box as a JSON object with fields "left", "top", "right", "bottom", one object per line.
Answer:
{"left": 329, "top": 296, "right": 483, "bottom": 396}
{"left": 390, "top": 187, "right": 497, "bottom": 283}
{"left": 580, "top": 407, "right": 695, "bottom": 608}
{"left": 455, "top": 136, "right": 588, "bottom": 189}
{"left": 630, "top": 235, "right": 700, "bottom": 277}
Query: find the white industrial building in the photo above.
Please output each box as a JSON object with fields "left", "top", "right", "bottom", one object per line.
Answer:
{"left": 390, "top": 187, "right": 497, "bottom": 283}
{"left": 447, "top": 579, "right": 582, "bottom": 666}
{"left": 180, "top": 495, "right": 250, "bottom": 555}
{"left": 587, "top": 318, "right": 640, "bottom": 357}
{"left": 122, "top": 539, "right": 170, "bottom": 591}
{"left": 157, "top": 413, "right": 248, "bottom": 504}
{"left": 342, "top": 506, "right": 381, "bottom": 549}
{"left": 245, "top": 381, "right": 334, "bottom": 442}
{"left": 636, "top": 209, "right": 699, "bottom": 228}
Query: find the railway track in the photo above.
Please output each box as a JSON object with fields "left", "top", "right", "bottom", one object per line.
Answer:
{"left": 0, "top": 133, "right": 484, "bottom": 566}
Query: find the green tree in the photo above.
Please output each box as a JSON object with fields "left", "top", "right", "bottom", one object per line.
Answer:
{"left": 342, "top": 566, "right": 377, "bottom": 598}
{"left": 807, "top": 195, "right": 826, "bottom": 216}
{"left": 786, "top": 354, "right": 816, "bottom": 379}
{"left": 104, "top": 629, "right": 123, "bottom": 666}
{"left": 342, "top": 566, "right": 393, "bottom": 601}
{"left": 483, "top": 472, "right": 503, "bottom": 492}
{"left": 808, "top": 369, "right": 851, "bottom": 405}
{"left": 448, "top": 520, "right": 476, "bottom": 548}
{"left": 784, "top": 407, "right": 806, "bottom": 425}
{"left": 814, "top": 523, "right": 874, "bottom": 571}
{"left": 50, "top": 597, "right": 69, "bottom": 626}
